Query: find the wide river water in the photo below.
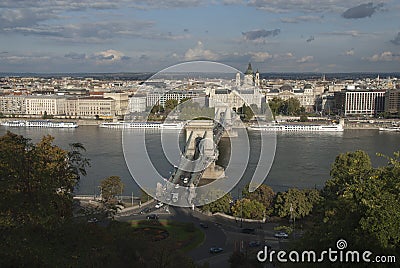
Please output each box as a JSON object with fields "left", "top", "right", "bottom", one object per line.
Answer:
{"left": 0, "top": 126, "right": 398, "bottom": 196}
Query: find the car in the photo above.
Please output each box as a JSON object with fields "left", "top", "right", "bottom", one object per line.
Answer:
{"left": 183, "top": 177, "right": 189, "bottom": 184}
{"left": 146, "top": 214, "right": 159, "bottom": 220}
{"left": 155, "top": 202, "right": 163, "bottom": 209}
{"left": 174, "top": 184, "right": 180, "bottom": 189}
{"left": 241, "top": 228, "right": 256, "bottom": 234}
{"left": 140, "top": 207, "right": 151, "bottom": 214}
{"left": 199, "top": 222, "right": 208, "bottom": 229}
{"left": 87, "top": 217, "right": 98, "bottom": 223}
{"left": 274, "top": 231, "right": 289, "bottom": 239}
{"left": 209, "top": 247, "right": 223, "bottom": 254}
{"left": 248, "top": 241, "right": 262, "bottom": 248}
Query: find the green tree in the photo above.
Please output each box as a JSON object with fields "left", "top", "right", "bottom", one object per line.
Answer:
{"left": 296, "top": 150, "right": 400, "bottom": 262}
{"left": 283, "top": 97, "right": 301, "bottom": 116}
{"left": 239, "top": 103, "right": 254, "bottom": 121}
{"left": 164, "top": 99, "right": 179, "bottom": 112}
{"left": 274, "top": 188, "right": 321, "bottom": 219}
{"left": 268, "top": 97, "right": 284, "bottom": 117}
{"left": 242, "top": 184, "right": 275, "bottom": 213}
{"left": 201, "top": 193, "right": 232, "bottom": 214}
{"left": 231, "top": 198, "right": 266, "bottom": 220}
{"left": 0, "top": 132, "right": 89, "bottom": 228}
{"left": 324, "top": 150, "right": 372, "bottom": 198}
{"left": 100, "top": 176, "right": 124, "bottom": 202}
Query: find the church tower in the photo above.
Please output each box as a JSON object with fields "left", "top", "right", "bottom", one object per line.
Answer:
{"left": 244, "top": 62, "right": 254, "bottom": 86}
{"left": 235, "top": 72, "right": 241, "bottom": 87}
{"left": 255, "top": 69, "right": 260, "bottom": 87}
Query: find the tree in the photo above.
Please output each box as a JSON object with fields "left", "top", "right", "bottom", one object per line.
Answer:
{"left": 0, "top": 132, "right": 89, "bottom": 228}
{"left": 242, "top": 184, "right": 275, "bottom": 213}
{"left": 284, "top": 97, "right": 301, "bottom": 116}
{"left": 201, "top": 193, "right": 232, "bottom": 214}
{"left": 274, "top": 188, "right": 321, "bottom": 219}
{"left": 231, "top": 198, "right": 266, "bottom": 220}
{"left": 296, "top": 150, "right": 400, "bottom": 261}
{"left": 100, "top": 176, "right": 124, "bottom": 202}
{"left": 268, "top": 97, "right": 284, "bottom": 117}
{"left": 164, "top": 99, "right": 179, "bottom": 112}
{"left": 239, "top": 103, "right": 254, "bottom": 121}
{"left": 324, "top": 150, "right": 372, "bottom": 198}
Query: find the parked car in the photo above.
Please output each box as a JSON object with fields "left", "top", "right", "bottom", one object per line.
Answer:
{"left": 183, "top": 177, "right": 189, "bottom": 184}
{"left": 146, "top": 214, "right": 159, "bottom": 220}
{"left": 140, "top": 207, "right": 151, "bottom": 214}
{"left": 248, "top": 241, "right": 262, "bottom": 248}
{"left": 209, "top": 247, "right": 223, "bottom": 254}
{"left": 241, "top": 228, "right": 256, "bottom": 234}
{"left": 274, "top": 231, "right": 289, "bottom": 239}
{"left": 155, "top": 202, "right": 164, "bottom": 209}
{"left": 199, "top": 222, "right": 208, "bottom": 229}
{"left": 87, "top": 217, "right": 98, "bottom": 223}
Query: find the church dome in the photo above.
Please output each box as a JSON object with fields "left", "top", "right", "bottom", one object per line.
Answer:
{"left": 279, "top": 84, "right": 293, "bottom": 92}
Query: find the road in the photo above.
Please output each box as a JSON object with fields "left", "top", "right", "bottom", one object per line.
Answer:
{"left": 116, "top": 203, "right": 287, "bottom": 268}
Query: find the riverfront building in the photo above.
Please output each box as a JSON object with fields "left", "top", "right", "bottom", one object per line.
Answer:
{"left": 334, "top": 90, "right": 386, "bottom": 116}
{"left": 385, "top": 89, "right": 400, "bottom": 115}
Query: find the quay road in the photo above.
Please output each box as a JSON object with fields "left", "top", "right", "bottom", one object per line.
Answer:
{"left": 116, "top": 202, "right": 286, "bottom": 268}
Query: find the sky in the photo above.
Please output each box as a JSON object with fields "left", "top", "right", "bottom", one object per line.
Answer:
{"left": 0, "top": 0, "right": 399, "bottom": 73}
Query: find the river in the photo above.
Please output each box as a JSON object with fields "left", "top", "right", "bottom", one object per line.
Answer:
{"left": 0, "top": 126, "right": 398, "bottom": 196}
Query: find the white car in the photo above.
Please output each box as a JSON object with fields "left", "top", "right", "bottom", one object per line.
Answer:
{"left": 183, "top": 177, "right": 189, "bottom": 184}
{"left": 155, "top": 202, "right": 164, "bottom": 209}
{"left": 274, "top": 231, "right": 289, "bottom": 239}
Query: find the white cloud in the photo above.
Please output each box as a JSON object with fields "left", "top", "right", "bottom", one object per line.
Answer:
{"left": 249, "top": 52, "right": 272, "bottom": 62}
{"left": 91, "top": 49, "right": 129, "bottom": 63}
{"left": 365, "top": 51, "right": 400, "bottom": 62}
{"left": 184, "top": 41, "right": 219, "bottom": 61}
{"left": 344, "top": 48, "right": 355, "bottom": 56}
{"left": 296, "top": 55, "right": 314, "bottom": 63}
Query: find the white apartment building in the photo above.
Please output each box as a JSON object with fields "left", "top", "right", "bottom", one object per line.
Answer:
{"left": 25, "top": 95, "right": 66, "bottom": 115}
{"left": 104, "top": 92, "right": 129, "bottom": 116}
{"left": 0, "top": 95, "right": 26, "bottom": 114}
{"left": 146, "top": 90, "right": 203, "bottom": 107}
{"left": 65, "top": 97, "right": 115, "bottom": 117}
{"left": 128, "top": 95, "right": 147, "bottom": 113}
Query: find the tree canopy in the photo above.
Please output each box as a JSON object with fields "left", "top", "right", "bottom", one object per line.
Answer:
{"left": 297, "top": 150, "right": 400, "bottom": 261}
{"left": 0, "top": 131, "right": 89, "bottom": 228}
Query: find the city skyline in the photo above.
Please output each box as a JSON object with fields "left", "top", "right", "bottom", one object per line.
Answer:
{"left": 0, "top": 0, "right": 399, "bottom": 73}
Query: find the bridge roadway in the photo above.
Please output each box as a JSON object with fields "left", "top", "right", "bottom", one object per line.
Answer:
{"left": 170, "top": 118, "right": 227, "bottom": 188}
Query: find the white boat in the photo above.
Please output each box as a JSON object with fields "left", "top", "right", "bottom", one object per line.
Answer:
{"left": 248, "top": 123, "right": 344, "bottom": 132}
{"left": 1, "top": 120, "right": 78, "bottom": 128}
{"left": 379, "top": 126, "right": 400, "bottom": 132}
{"left": 99, "top": 121, "right": 183, "bottom": 130}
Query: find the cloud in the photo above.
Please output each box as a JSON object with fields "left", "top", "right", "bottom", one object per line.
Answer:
{"left": 90, "top": 49, "right": 129, "bottom": 63}
{"left": 365, "top": 51, "right": 400, "bottom": 62}
{"left": 297, "top": 56, "right": 314, "bottom": 63}
{"left": 242, "top": 29, "right": 280, "bottom": 43}
{"left": 64, "top": 52, "right": 86, "bottom": 60}
{"left": 344, "top": 48, "right": 355, "bottom": 56}
{"left": 390, "top": 32, "right": 400, "bottom": 45}
{"left": 280, "top": 15, "right": 323, "bottom": 23}
{"left": 184, "top": 41, "right": 219, "bottom": 61}
{"left": 248, "top": 52, "right": 273, "bottom": 62}
{"left": 320, "top": 30, "right": 368, "bottom": 37}
{"left": 1, "top": 20, "right": 189, "bottom": 43}
{"left": 342, "top": 2, "right": 383, "bottom": 19}
{"left": 306, "top": 36, "right": 314, "bottom": 43}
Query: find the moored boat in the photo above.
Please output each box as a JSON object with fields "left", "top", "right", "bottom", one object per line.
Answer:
{"left": 1, "top": 120, "right": 78, "bottom": 128}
